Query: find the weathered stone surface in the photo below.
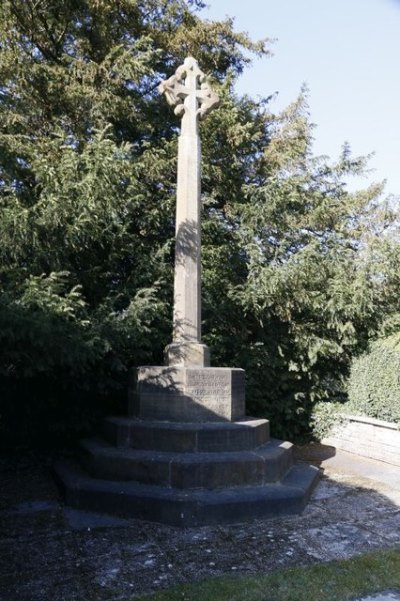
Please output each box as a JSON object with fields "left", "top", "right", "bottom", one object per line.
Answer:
{"left": 323, "top": 414, "right": 400, "bottom": 467}
{"left": 103, "top": 416, "right": 270, "bottom": 452}
{"left": 79, "top": 437, "right": 293, "bottom": 489}
{"left": 158, "top": 57, "right": 219, "bottom": 363}
{"left": 54, "top": 459, "right": 319, "bottom": 527}
{"left": 165, "top": 341, "right": 210, "bottom": 368}
{"left": 134, "top": 366, "right": 245, "bottom": 422}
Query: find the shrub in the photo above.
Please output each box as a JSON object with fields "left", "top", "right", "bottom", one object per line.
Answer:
{"left": 310, "top": 401, "right": 348, "bottom": 440}
{"left": 347, "top": 333, "right": 400, "bottom": 423}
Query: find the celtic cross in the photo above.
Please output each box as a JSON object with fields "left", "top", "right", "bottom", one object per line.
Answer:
{"left": 159, "top": 56, "right": 219, "bottom": 136}
{"left": 158, "top": 57, "right": 220, "bottom": 367}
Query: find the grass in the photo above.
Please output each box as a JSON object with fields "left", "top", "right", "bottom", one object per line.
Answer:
{"left": 136, "top": 548, "right": 400, "bottom": 601}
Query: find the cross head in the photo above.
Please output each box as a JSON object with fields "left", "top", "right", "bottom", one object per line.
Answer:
{"left": 158, "top": 57, "right": 219, "bottom": 136}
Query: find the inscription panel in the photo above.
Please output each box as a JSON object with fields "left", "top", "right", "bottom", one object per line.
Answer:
{"left": 137, "top": 366, "right": 245, "bottom": 421}
{"left": 185, "top": 370, "right": 231, "bottom": 400}
{"left": 185, "top": 368, "right": 245, "bottom": 419}
{"left": 186, "top": 370, "right": 229, "bottom": 417}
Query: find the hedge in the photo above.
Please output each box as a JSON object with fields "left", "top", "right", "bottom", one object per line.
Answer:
{"left": 347, "top": 333, "right": 400, "bottom": 423}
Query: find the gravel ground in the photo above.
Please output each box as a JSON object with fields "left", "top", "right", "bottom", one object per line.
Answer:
{"left": 1, "top": 447, "right": 400, "bottom": 601}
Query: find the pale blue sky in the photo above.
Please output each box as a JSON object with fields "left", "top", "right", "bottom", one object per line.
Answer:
{"left": 204, "top": 0, "right": 400, "bottom": 197}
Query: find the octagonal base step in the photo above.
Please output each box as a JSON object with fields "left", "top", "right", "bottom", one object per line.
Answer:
{"left": 103, "top": 416, "right": 270, "bottom": 452}
{"left": 80, "top": 437, "right": 293, "bottom": 488}
{"left": 54, "top": 460, "right": 319, "bottom": 527}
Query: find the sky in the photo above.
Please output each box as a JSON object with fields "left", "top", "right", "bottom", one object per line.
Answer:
{"left": 204, "top": 0, "right": 400, "bottom": 197}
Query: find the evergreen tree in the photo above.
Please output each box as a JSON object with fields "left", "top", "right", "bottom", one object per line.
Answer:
{"left": 201, "top": 88, "right": 400, "bottom": 438}
{"left": 0, "top": 0, "right": 398, "bottom": 445}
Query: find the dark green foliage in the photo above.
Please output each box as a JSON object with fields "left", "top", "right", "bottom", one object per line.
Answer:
{"left": 310, "top": 401, "right": 347, "bottom": 441}
{"left": 347, "top": 334, "right": 400, "bottom": 423}
{"left": 202, "top": 96, "right": 400, "bottom": 440}
{"left": 0, "top": 0, "right": 271, "bottom": 448}
{"left": 0, "top": 0, "right": 399, "bottom": 447}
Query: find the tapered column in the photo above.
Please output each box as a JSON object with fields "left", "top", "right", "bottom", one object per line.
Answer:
{"left": 158, "top": 57, "right": 219, "bottom": 367}
{"left": 174, "top": 131, "right": 201, "bottom": 342}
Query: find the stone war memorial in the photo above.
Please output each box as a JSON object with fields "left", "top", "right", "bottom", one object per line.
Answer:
{"left": 55, "top": 57, "right": 319, "bottom": 527}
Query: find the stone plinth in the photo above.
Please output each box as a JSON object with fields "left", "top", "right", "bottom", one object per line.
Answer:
{"left": 165, "top": 341, "right": 210, "bottom": 368}
{"left": 132, "top": 366, "right": 245, "bottom": 422}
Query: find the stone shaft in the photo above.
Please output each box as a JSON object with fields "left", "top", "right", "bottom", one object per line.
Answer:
{"left": 158, "top": 57, "right": 219, "bottom": 367}
{"left": 173, "top": 131, "right": 201, "bottom": 344}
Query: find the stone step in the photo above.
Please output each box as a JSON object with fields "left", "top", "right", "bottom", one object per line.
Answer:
{"left": 80, "top": 437, "right": 293, "bottom": 489}
{"left": 103, "top": 416, "right": 270, "bottom": 452}
{"left": 54, "top": 460, "right": 320, "bottom": 527}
